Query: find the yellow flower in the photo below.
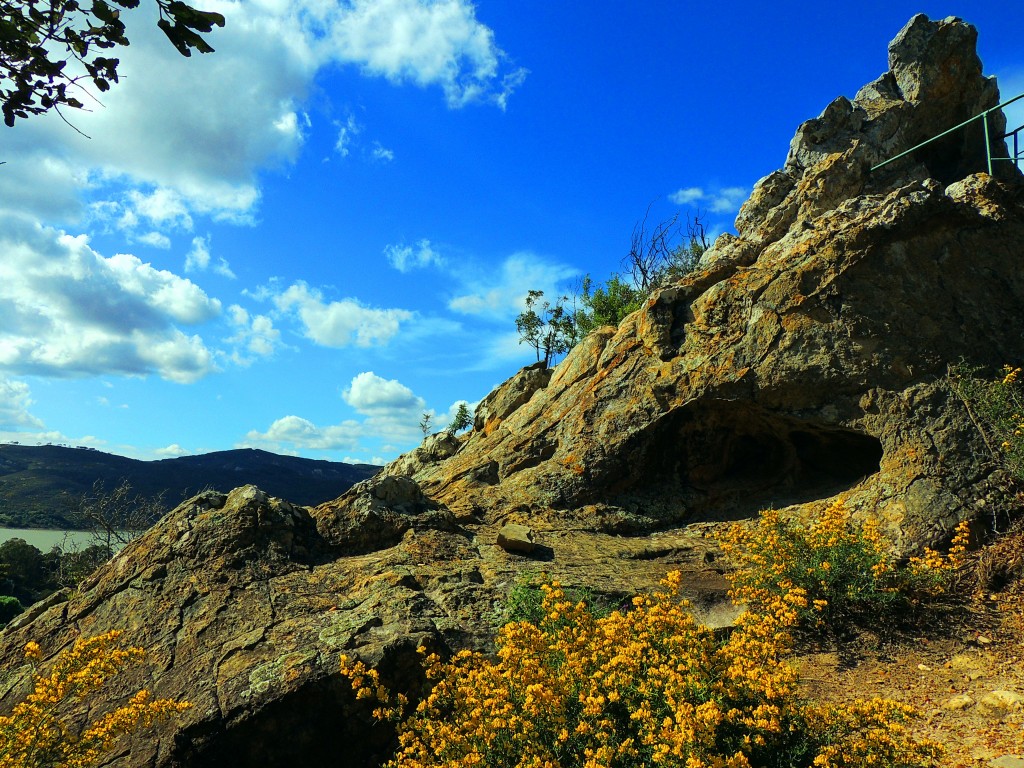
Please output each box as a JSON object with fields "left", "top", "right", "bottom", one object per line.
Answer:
{"left": 0, "top": 631, "right": 190, "bottom": 768}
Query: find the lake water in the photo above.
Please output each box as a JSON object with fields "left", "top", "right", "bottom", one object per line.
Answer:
{"left": 0, "top": 528, "right": 99, "bottom": 552}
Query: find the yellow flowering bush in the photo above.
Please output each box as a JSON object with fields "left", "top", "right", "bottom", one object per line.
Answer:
{"left": 0, "top": 631, "right": 191, "bottom": 768}
{"left": 341, "top": 572, "right": 942, "bottom": 767}
{"left": 721, "top": 501, "right": 969, "bottom": 629}
{"left": 802, "top": 698, "right": 941, "bottom": 768}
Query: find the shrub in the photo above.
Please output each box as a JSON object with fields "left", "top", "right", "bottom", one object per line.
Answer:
{"left": 720, "top": 500, "right": 969, "bottom": 631}
{"left": 0, "top": 631, "right": 191, "bottom": 768}
{"left": 0, "top": 597, "right": 22, "bottom": 627}
{"left": 502, "top": 572, "right": 610, "bottom": 627}
{"left": 574, "top": 274, "right": 645, "bottom": 336}
{"left": 341, "top": 572, "right": 942, "bottom": 768}
{"left": 948, "top": 362, "right": 1024, "bottom": 487}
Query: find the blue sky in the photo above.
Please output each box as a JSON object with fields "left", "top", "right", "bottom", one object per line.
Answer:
{"left": 1, "top": 1, "right": 1022, "bottom": 465}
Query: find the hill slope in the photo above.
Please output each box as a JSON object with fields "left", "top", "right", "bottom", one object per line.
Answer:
{"left": 0, "top": 444, "right": 379, "bottom": 527}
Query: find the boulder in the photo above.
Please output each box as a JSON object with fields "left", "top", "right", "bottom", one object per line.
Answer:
{"left": 496, "top": 524, "right": 536, "bottom": 554}
{"left": 403, "top": 14, "right": 1024, "bottom": 554}
{"left": 977, "top": 690, "right": 1024, "bottom": 719}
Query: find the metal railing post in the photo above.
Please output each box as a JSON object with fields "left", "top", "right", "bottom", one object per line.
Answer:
{"left": 983, "top": 113, "right": 993, "bottom": 175}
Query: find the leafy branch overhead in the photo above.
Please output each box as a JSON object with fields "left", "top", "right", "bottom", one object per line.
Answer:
{"left": 0, "top": 0, "right": 224, "bottom": 127}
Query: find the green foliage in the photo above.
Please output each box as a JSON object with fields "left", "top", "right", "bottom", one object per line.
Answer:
{"left": 0, "top": 595, "right": 23, "bottom": 626}
{"left": 502, "top": 572, "right": 610, "bottom": 627}
{"left": 0, "top": 537, "right": 115, "bottom": 605}
{"left": 948, "top": 362, "right": 1024, "bottom": 485}
{"left": 574, "top": 274, "right": 644, "bottom": 335}
{"left": 572, "top": 209, "right": 710, "bottom": 336}
{"left": 0, "top": 538, "right": 53, "bottom": 605}
{"left": 447, "top": 403, "right": 473, "bottom": 436}
{"left": 515, "top": 290, "right": 579, "bottom": 367}
{"left": 55, "top": 543, "right": 112, "bottom": 587}
{"left": 1, "top": 0, "right": 224, "bottom": 127}
{"left": 418, "top": 413, "right": 433, "bottom": 438}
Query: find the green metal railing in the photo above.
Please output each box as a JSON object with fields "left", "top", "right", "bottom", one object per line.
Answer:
{"left": 871, "top": 91, "right": 1024, "bottom": 174}
{"left": 1004, "top": 119, "right": 1024, "bottom": 170}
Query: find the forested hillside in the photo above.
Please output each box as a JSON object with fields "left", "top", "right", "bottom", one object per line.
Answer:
{"left": 0, "top": 445, "right": 378, "bottom": 527}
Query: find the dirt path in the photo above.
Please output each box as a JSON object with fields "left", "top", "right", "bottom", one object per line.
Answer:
{"left": 795, "top": 587, "right": 1024, "bottom": 766}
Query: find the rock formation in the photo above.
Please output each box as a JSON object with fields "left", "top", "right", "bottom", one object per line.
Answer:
{"left": 1, "top": 14, "right": 1023, "bottom": 768}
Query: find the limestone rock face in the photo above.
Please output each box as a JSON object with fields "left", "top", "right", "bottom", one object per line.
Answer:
{"left": 473, "top": 362, "right": 552, "bottom": 434}
{"left": 2, "top": 14, "right": 1023, "bottom": 768}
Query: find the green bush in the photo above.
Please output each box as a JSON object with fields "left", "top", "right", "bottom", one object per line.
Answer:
{"left": 0, "top": 596, "right": 22, "bottom": 626}
{"left": 948, "top": 362, "right": 1024, "bottom": 485}
{"left": 502, "top": 572, "right": 610, "bottom": 627}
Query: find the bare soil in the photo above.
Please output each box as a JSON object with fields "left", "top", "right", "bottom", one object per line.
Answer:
{"left": 794, "top": 534, "right": 1024, "bottom": 767}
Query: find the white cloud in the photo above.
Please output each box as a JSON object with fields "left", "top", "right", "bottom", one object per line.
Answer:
{"left": 343, "top": 371, "right": 425, "bottom": 414}
{"left": 668, "top": 187, "right": 704, "bottom": 205}
{"left": 448, "top": 251, "right": 577, "bottom": 321}
{"left": 668, "top": 185, "right": 749, "bottom": 214}
{"left": 384, "top": 238, "right": 443, "bottom": 272}
{"left": 241, "top": 370, "right": 430, "bottom": 458}
{"left": 371, "top": 141, "right": 396, "bottom": 162}
{"left": 0, "top": 377, "right": 105, "bottom": 447}
{"left": 0, "top": 0, "right": 522, "bottom": 232}
{"left": 272, "top": 281, "right": 413, "bottom": 348}
{"left": 335, "top": 115, "right": 362, "bottom": 157}
{"left": 342, "top": 371, "right": 425, "bottom": 444}
{"left": 185, "top": 235, "right": 235, "bottom": 278}
{"left": 333, "top": 117, "right": 394, "bottom": 163}
{"left": 0, "top": 154, "right": 89, "bottom": 221}
{"left": 155, "top": 443, "right": 189, "bottom": 457}
{"left": 0, "top": 213, "right": 220, "bottom": 382}
{"left": 127, "top": 187, "right": 194, "bottom": 230}
{"left": 225, "top": 304, "right": 282, "bottom": 364}
{"left": 185, "top": 235, "right": 211, "bottom": 271}
{"left": 0, "top": 4, "right": 304, "bottom": 223}
{"left": 323, "top": 0, "right": 527, "bottom": 109}
{"left": 137, "top": 231, "right": 172, "bottom": 249}
{"left": 0, "top": 377, "right": 45, "bottom": 430}
{"left": 241, "top": 415, "right": 362, "bottom": 453}
{"left": 343, "top": 454, "right": 387, "bottom": 466}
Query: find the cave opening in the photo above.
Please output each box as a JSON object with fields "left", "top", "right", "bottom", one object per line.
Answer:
{"left": 176, "top": 641, "right": 430, "bottom": 768}
{"left": 615, "top": 400, "right": 883, "bottom": 516}
{"left": 175, "top": 676, "right": 397, "bottom": 768}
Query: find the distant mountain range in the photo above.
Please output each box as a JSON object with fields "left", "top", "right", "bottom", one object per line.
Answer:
{"left": 0, "top": 444, "right": 380, "bottom": 529}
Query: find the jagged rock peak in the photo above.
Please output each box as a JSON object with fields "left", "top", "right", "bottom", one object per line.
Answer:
{"left": 732, "top": 14, "right": 1017, "bottom": 251}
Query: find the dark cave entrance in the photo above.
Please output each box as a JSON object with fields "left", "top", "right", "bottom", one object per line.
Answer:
{"left": 611, "top": 400, "right": 883, "bottom": 517}
{"left": 175, "top": 642, "right": 428, "bottom": 768}
{"left": 175, "top": 677, "right": 396, "bottom": 768}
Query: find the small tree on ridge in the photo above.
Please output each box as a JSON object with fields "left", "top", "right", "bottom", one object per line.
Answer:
{"left": 515, "top": 290, "right": 578, "bottom": 367}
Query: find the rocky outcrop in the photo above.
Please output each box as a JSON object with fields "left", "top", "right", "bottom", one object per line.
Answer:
{"left": 2, "top": 14, "right": 1023, "bottom": 768}
{"left": 390, "top": 14, "right": 1024, "bottom": 553}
